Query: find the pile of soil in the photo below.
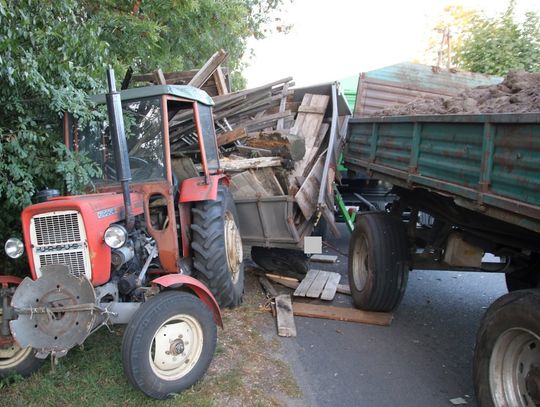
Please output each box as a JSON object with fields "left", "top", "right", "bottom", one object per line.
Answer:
{"left": 378, "top": 70, "right": 540, "bottom": 116}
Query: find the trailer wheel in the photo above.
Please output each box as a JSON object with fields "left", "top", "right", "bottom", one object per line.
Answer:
{"left": 122, "top": 291, "right": 217, "bottom": 400}
{"left": 191, "top": 186, "right": 244, "bottom": 308}
{"left": 474, "top": 289, "right": 540, "bottom": 407}
{"left": 348, "top": 213, "right": 410, "bottom": 312}
{"left": 0, "top": 276, "right": 42, "bottom": 379}
{"left": 251, "top": 247, "right": 308, "bottom": 279}
{"left": 505, "top": 258, "right": 540, "bottom": 291}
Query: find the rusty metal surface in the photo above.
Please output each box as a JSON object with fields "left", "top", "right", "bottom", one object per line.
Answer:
{"left": 344, "top": 113, "right": 540, "bottom": 233}
{"left": 354, "top": 62, "right": 501, "bottom": 117}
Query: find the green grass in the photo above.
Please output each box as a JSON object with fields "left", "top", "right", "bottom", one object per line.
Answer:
{"left": 2, "top": 273, "right": 302, "bottom": 406}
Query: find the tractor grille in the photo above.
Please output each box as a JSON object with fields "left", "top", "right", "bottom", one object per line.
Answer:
{"left": 30, "top": 210, "right": 92, "bottom": 279}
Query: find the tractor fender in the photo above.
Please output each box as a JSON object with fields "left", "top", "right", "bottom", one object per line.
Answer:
{"left": 179, "top": 174, "right": 228, "bottom": 203}
{"left": 151, "top": 274, "right": 223, "bottom": 327}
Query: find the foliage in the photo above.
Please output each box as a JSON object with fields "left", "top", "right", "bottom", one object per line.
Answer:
{"left": 456, "top": 2, "right": 540, "bottom": 75}
{"left": 425, "top": 1, "right": 540, "bottom": 75}
{"left": 0, "top": 0, "right": 109, "bottom": 266}
{"left": 0, "top": 0, "right": 287, "bottom": 266}
{"left": 424, "top": 5, "right": 480, "bottom": 68}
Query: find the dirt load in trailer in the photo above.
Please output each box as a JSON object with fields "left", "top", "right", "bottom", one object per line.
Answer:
{"left": 344, "top": 70, "right": 540, "bottom": 407}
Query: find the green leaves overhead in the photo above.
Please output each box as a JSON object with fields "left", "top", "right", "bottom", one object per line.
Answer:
{"left": 0, "top": 0, "right": 287, "bottom": 250}
{"left": 427, "top": 1, "right": 540, "bottom": 75}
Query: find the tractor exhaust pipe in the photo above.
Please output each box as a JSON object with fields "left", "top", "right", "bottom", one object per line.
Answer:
{"left": 105, "top": 67, "right": 134, "bottom": 231}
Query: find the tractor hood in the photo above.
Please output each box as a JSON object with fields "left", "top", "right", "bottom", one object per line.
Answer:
{"left": 21, "top": 192, "right": 144, "bottom": 286}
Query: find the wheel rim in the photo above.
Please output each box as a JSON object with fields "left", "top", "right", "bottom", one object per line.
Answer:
{"left": 224, "top": 210, "right": 242, "bottom": 284}
{"left": 149, "top": 314, "right": 204, "bottom": 381}
{"left": 0, "top": 342, "right": 33, "bottom": 370}
{"left": 490, "top": 327, "right": 540, "bottom": 406}
{"left": 0, "top": 278, "right": 34, "bottom": 370}
{"left": 351, "top": 233, "right": 369, "bottom": 290}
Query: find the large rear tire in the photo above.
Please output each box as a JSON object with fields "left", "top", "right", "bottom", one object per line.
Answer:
{"left": 122, "top": 291, "right": 217, "bottom": 399}
{"left": 191, "top": 186, "right": 244, "bottom": 308}
{"left": 505, "top": 257, "right": 540, "bottom": 292}
{"left": 348, "top": 213, "right": 410, "bottom": 312}
{"left": 474, "top": 289, "right": 540, "bottom": 407}
{"left": 0, "top": 276, "right": 42, "bottom": 379}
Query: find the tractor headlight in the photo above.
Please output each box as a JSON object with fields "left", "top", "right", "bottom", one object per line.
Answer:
{"left": 5, "top": 237, "right": 24, "bottom": 259}
{"left": 104, "top": 225, "right": 128, "bottom": 249}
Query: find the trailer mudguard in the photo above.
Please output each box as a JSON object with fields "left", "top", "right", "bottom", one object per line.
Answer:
{"left": 151, "top": 274, "right": 223, "bottom": 327}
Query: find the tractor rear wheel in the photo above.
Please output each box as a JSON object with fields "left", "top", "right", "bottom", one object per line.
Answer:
{"left": 191, "top": 186, "right": 244, "bottom": 308}
{"left": 0, "top": 276, "right": 42, "bottom": 379}
{"left": 122, "top": 291, "right": 217, "bottom": 399}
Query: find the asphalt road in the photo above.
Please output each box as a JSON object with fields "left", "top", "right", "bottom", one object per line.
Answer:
{"left": 267, "top": 224, "right": 507, "bottom": 407}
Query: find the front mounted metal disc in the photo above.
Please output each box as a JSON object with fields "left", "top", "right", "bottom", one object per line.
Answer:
{"left": 10, "top": 265, "right": 96, "bottom": 354}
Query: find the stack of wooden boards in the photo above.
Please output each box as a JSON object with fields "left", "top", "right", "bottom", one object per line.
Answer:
{"left": 132, "top": 49, "right": 346, "bottom": 235}
{"left": 256, "top": 267, "right": 393, "bottom": 338}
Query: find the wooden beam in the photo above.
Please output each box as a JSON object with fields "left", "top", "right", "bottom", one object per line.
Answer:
{"left": 276, "top": 295, "right": 297, "bottom": 337}
{"left": 293, "top": 269, "right": 320, "bottom": 297}
{"left": 214, "top": 157, "right": 282, "bottom": 172}
{"left": 310, "top": 254, "right": 338, "bottom": 263}
{"left": 213, "top": 66, "right": 229, "bottom": 95}
{"left": 153, "top": 68, "right": 167, "bottom": 85}
{"left": 276, "top": 82, "right": 290, "bottom": 130}
{"left": 188, "top": 49, "right": 228, "bottom": 88}
{"left": 292, "top": 303, "right": 393, "bottom": 326}
{"left": 216, "top": 128, "right": 247, "bottom": 146}
{"left": 258, "top": 276, "right": 278, "bottom": 298}
{"left": 320, "top": 273, "right": 341, "bottom": 301}
{"left": 266, "top": 273, "right": 351, "bottom": 296}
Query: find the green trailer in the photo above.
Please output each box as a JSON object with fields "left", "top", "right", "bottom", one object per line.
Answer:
{"left": 344, "top": 113, "right": 540, "bottom": 407}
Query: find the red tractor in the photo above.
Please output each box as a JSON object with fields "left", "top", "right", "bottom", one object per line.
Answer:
{"left": 0, "top": 69, "right": 244, "bottom": 399}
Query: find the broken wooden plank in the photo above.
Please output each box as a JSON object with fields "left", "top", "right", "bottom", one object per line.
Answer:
{"left": 258, "top": 276, "right": 278, "bottom": 298}
{"left": 293, "top": 269, "right": 320, "bottom": 297}
{"left": 305, "top": 270, "right": 331, "bottom": 298}
{"left": 230, "top": 171, "right": 271, "bottom": 199}
{"left": 266, "top": 273, "right": 351, "bottom": 296}
{"left": 153, "top": 68, "right": 167, "bottom": 85}
{"left": 213, "top": 66, "right": 229, "bottom": 95}
{"left": 188, "top": 49, "right": 228, "bottom": 88}
{"left": 320, "top": 273, "right": 341, "bottom": 301}
{"left": 292, "top": 303, "right": 393, "bottom": 326}
{"left": 216, "top": 157, "right": 282, "bottom": 172}
{"left": 216, "top": 127, "right": 247, "bottom": 147}
{"left": 310, "top": 254, "right": 338, "bottom": 263}
{"left": 275, "top": 294, "right": 297, "bottom": 337}
{"left": 253, "top": 167, "right": 285, "bottom": 195}
{"left": 246, "top": 131, "right": 305, "bottom": 161}
{"left": 290, "top": 94, "right": 329, "bottom": 178}
{"left": 276, "top": 82, "right": 290, "bottom": 130}
{"left": 266, "top": 274, "right": 300, "bottom": 290}
{"left": 294, "top": 152, "right": 326, "bottom": 220}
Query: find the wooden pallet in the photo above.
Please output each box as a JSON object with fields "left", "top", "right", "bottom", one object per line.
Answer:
{"left": 293, "top": 269, "right": 341, "bottom": 301}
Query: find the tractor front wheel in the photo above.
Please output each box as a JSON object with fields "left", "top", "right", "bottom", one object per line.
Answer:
{"left": 122, "top": 291, "right": 217, "bottom": 399}
{"left": 0, "top": 276, "right": 43, "bottom": 379}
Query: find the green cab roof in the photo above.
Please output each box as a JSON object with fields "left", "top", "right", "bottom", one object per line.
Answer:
{"left": 90, "top": 84, "right": 215, "bottom": 106}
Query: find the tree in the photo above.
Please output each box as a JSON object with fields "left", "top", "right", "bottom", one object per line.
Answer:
{"left": 424, "top": 5, "right": 480, "bottom": 68}
{"left": 456, "top": 3, "right": 540, "bottom": 75}
{"left": 0, "top": 0, "right": 287, "bottom": 266}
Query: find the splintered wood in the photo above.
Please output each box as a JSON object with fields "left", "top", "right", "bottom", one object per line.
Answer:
{"left": 131, "top": 49, "right": 343, "bottom": 238}
{"left": 293, "top": 269, "right": 341, "bottom": 301}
